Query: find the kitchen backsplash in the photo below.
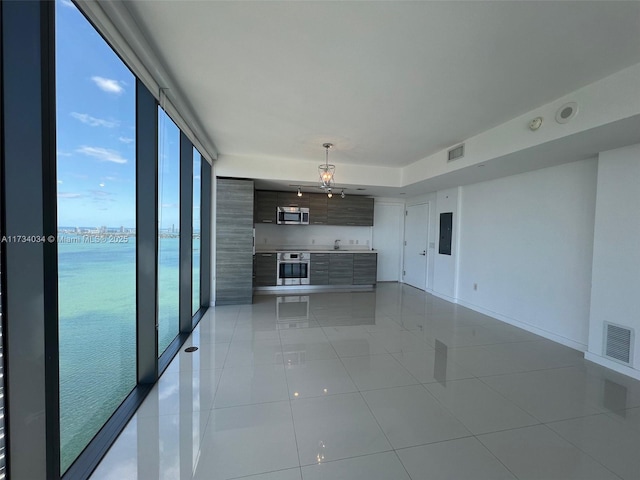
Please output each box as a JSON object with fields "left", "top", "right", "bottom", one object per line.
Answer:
{"left": 255, "top": 224, "right": 373, "bottom": 250}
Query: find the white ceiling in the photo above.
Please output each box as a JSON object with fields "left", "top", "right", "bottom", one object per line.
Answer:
{"left": 120, "top": 1, "right": 640, "bottom": 176}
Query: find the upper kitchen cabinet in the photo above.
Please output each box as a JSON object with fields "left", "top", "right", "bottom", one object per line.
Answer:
{"left": 308, "top": 193, "right": 328, "bottom": 225}
{"left": 327, "top": 195, "right": 374, "bottom": 226}
{"left": 277, "top": 191, "right": 309, "bottom": 208}
{"left": 254, "top": 190, "right": 278, "bottom": 224}
{"left": 254, "top": 189, "right": 373, "bottom": 226}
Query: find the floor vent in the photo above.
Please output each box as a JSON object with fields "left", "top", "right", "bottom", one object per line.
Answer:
{"left": 604, "top": 322, "right": 634, "bottom": 366}
{"left": 447, "top": 143, "right": 465, "bottom": 162}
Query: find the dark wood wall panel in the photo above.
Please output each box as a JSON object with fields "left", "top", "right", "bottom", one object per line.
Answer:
{"left": 216, "top": 178, "right": 254, "bottom": 304}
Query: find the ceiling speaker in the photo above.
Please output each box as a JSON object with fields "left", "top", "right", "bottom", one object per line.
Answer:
{"left": 556, "top": 102, "right": 578, "bottom": 124}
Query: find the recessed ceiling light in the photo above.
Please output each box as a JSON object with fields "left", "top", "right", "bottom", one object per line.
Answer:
{"left": 356, "top": 188, "right": 366, "bottom": 191}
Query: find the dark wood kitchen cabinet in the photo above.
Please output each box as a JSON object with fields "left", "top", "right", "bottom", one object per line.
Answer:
{"left": 329, "top": 253, "right": 354, "bottom": 285}
{"left": 327, "top": 196, "right": 374, "bottom": 226}
{"left": 353, "top": 253, "right": 377, "bottom": 284}
{"left": 310, "top": 253, "right": 329, "bottom": 285}
{"left": 308, "top": 193, "right": 328, "bottom": 225}
{"left": 254, "top": 190, "right": 277, "bottom": 224}
{"left": 254, "top": 253, "right": 277, "bottom": 286}
{"left": 350, "top": 196, "right": 375, "bottom": 226}
{"left": 277, "top": 191, "right": 309, "bottom": 208}
{"left": 254, "top": 189, "right": 373, "bottom": 226}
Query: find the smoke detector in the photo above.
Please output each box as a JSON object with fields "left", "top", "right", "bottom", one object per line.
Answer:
{"left": 556, "top": 102, "right": 578, "bottom": 124}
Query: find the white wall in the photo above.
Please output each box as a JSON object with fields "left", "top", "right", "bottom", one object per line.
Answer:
{"left": 432, "top": 188, "right": 460, "bottom": 300}
{"left": 372, "top": 201, "right": 404, "bottom": 281}
{"left": 588, "top": 144, "right": 640, "bottom": 377}
{"left": 254, "top": 224, "right": 372, "bottom": 250}
{"left": 457, "top": 159, "right": 597, "bottom": 348}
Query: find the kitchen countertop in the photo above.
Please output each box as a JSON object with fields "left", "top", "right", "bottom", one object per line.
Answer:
{"left": 255, "top": 248, "right": 376, "bottom": 254}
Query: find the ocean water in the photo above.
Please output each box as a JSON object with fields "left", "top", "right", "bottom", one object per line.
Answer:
{"left": 58, "top": 236, "right": 198, "bottom": 472}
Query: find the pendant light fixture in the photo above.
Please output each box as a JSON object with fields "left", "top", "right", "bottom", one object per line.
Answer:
{"left": 297, "top": 187, "right": 302, "bottom": 197}
{"left": 319, "top": 143, "right": 335, "bottom": 189}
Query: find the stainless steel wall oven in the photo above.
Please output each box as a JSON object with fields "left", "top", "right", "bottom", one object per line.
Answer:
{"left": 277, "top": 252, "right": 310, "bottom": 285}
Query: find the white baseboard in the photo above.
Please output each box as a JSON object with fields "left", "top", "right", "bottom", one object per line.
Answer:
{"left": 584, "top": 352, "right": 640, "bottom": 381}
{"left": 428, "top": 290, "right": 458, "bottom": 303}
{"left": 455, "top": 298, "right": 587, "bottom": 353}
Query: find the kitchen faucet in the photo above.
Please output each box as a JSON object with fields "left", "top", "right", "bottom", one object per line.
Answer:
{"left": 334, "top": 239, "right": 340, "bottom": 250}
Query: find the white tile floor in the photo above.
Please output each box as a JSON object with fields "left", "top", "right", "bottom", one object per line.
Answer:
{"left": 90, "top": 283, "right": 640, "bottom": 480}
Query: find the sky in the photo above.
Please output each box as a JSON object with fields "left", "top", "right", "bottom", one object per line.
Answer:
{"left": 55, "top": 0, "right": 198, "bottom": 230}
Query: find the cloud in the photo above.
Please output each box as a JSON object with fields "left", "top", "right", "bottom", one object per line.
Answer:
{"left": 77, "top": 146, "right": 128, "bottom": 164}
{"left": 91, "top": 76, "right": 124, "bottom": 95}
{"left": 61, "top": 0, "right": 75, "bottom": 8}
{"left": 58, "top": 192, "right": 83, "bottom": 199}
{"left": 88, "top": 190, "right": 116, "bottom": 204}
{"left": 71, "top": 112, "right": 119, "bottom": 128}
{"left": 118, "top": 136, "right": 134, "bottom": 144}
{"left": 57, "top": 150, "right": 72, "bottom": 157}
{"left": 89, "top": 190, "right": 112, "bottom": 197}
{"left": 57, "top": 180, "right": 64, "bottom": 184}
{"left": 161, "top": 203, "right": 178, "bottom": 208}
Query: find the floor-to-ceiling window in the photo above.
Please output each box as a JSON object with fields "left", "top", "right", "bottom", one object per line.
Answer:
{"left": 55, "top": 0, "right": 137, "bottom": 473}
{"left": 158, "top": 108, "right": 180, "bottom": 355}
{"left": 0, "top": 238, "right": 5, "bottom": 480}
{"left": 2, "top": 1, "right": 212, "bottom": 477}
{"left": 192, "top": 148, "right": 201, "bottom": 315}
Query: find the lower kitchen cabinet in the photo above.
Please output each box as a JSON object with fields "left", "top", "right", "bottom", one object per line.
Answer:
{"left": 310, "top": 253, "right": 329, "bottom": 285}
{"left": 254, "top": 253, "right": 277, "bottom": 286}
{"left": 255, "top": 252, "right": 378, "bottom": 289}
{"left": 353, "top": 253, "right": 377, "bottom": 284}
{"left": 329, "top": 254, "right": 354, "bottom": 285}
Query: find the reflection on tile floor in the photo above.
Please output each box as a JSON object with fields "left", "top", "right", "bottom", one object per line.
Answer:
{"left": 90, "top": 283, "right": 640, "bottom": 480}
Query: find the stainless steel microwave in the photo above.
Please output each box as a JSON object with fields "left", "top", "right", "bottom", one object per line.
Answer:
{"left": 277, "top": 207, "right": 309, "bottom": 225}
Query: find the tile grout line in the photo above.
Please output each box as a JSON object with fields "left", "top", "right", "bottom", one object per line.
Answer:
{"left": 327, "top": 336, "right": 412, "bottom": 476}
{"left": 209, "top": 308, "right": 240, "bottom": 409}
{"left": 278, "top": 319, "right": 304, "bottom": 475}
{"left": 536, "top": 422, "right": 625, "bottom": 480}
{"left": 189, "top": 307, "right": 241, "bottom": 479}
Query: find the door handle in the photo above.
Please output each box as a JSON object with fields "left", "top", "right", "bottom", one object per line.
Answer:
{"left": 419, "top": 251, "right": 426, "bottom": 256}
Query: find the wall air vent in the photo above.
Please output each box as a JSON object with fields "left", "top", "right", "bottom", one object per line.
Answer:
{"left": 604, "top": 322, "right": 634, "bottom": 366}
{"left": 447, "top": 143, "right": 465, "bottom": 162}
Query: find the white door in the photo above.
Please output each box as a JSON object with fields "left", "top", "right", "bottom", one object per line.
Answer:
{"left": 403, "top": 203, "right": 429, "bottom": 290}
